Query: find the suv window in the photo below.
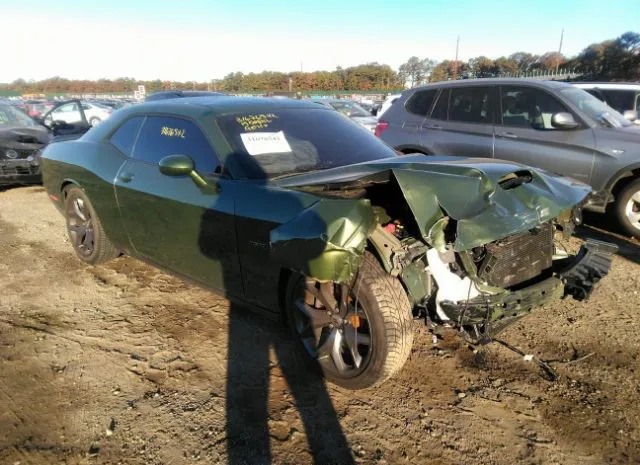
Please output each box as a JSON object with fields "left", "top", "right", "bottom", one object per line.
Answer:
{"left": 405, "top": 90, "right": 437, "bottom": 116}
{"left": 500, "top": 86, "right": 570, "bottom": 130}
{"left": 430, "top": 89, "right": 449, "bottom": 120}
{"left": 449, "top": 86, "right": 494, "bottom": 123}
{"left": 599, "top": 89, "right": 635, "bottom": 114}
{"left": 109, "top": 116, "right": 144, "bottom": 156}
{"left": 133, "top": 116, "right": 221, "bottom": 174}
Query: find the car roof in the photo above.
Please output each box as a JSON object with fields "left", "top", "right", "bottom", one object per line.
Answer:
{"left": 408, "top": 78, "right": 574, "bottom": 92}
{"left": 115, "top": 96, "right": 329, "bottom": 119}
{"left": 144, "top": 90, "right": 225, "bottom": 102}
{"left": 573, "top": 82, "right": 640, "bottom": 90}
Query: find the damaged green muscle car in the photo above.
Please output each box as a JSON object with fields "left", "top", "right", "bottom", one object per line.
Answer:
{"left": 42, "top": 97, "right": 616, "bottom": 389}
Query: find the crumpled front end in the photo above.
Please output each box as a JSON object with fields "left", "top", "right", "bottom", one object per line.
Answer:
{"left": 0, "top": 126, "right": 50, "bottom": 185}
{"left": 433, "top": 238, "right": 617, "bottom": 344}
{"left": 272, "top": 154, "right": 616, "bottom": 341}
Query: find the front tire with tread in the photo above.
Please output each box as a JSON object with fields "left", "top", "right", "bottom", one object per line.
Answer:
{"left": 614, "top": 178, "right": 640, "bottom": 238}
{"left": 285, "top": 252, "right": 414, "bottom": 390}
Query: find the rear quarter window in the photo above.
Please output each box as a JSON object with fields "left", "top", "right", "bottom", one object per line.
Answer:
{"left": 109, "top": 116, "right": 144, "bottom": 156}
{"left": 405, "top": 90, "right": 437, "bottom": 117}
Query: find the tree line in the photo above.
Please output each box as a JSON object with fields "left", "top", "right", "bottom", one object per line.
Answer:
{"left": 1, "top": 31, "right": 638, "bottom": 95}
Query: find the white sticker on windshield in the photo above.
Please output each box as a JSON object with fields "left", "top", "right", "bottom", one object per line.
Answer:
{"left": 240, "top": 131, "right": 292, "bottom": 155}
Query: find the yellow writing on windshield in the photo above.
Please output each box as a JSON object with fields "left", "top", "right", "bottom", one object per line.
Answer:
{"left": 160, "top": 126, "right": 186, "bottom": 138}
{"left": 236, "top": 113, "right": 278, "bottom": 132}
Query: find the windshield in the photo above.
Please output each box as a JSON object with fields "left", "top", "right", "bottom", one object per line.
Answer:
{"left": 0, "top": 105, "right": 37, "bottom": 127}
{"left": 329, "top": 101, "right": 370, "bottom": 117}
{"left": 216, "top": 108, "right": 396, "bottom": 179}
{"left": 560, "top": 87, "right": 632, "bottom": 128}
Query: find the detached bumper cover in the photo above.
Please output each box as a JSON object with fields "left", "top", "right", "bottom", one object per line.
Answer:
{"left": 558, "top": 239, "right": 618, "bottom": 301}
{"left": 440, "top": 239, "right": 617, "bottom": 341}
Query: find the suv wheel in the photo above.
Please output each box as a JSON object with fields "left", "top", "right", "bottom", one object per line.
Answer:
{"left": 614, "top": 178, "right": 640, "bottom": 238}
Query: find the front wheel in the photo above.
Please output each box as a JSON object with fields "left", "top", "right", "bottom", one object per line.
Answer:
{"left": 614, "top": 178, "right": 640, "bottom": 238}
{"left": 285, "top": 252, "right": 413, "bottom": 390}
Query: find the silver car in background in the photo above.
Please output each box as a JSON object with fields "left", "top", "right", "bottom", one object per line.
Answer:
{"left": 312, "top": 99, "right": 378, "bottom": 132}
{"left": 377, "top": 79, "right": 640, "bottom": 238}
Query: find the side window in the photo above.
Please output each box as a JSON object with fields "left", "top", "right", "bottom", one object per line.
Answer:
{"left": 49, "top": 102, "right": 83, "bottom": 125}
{"left": 635, "top": 93, "right": 640, "bottom": 112}
{"left": 500, "top": 86, "right": 571, "bottom": 130}
{"left": 109, "top": 116, "right": 144, "bottom": 156}
{"left": 82, "top": 103, "right": 91, "bottom": 110}
{"left": 405, "top": 90, "right": 437, "bottom": 117}
{"left": 449, "top": 86, "right": 494, "bottom": 124}
{"left": 55, "top": 102, "right": 78, "bottom": 113}
{"left": 584, "top": 89, "right": 604, "bottom": 101}
{"left": 133, "top": 116, "right": 221, "bottom": 174}
{"left": 430, "top": 89, "right": 449, "bottom": 120}
{"left": 599, "top": 89, "right": 632, "bottom": 114}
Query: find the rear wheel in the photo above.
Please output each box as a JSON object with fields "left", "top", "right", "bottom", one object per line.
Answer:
{"left": 285, "top": 252, "right": 413, "bottom": 390}
{"left": 64, "top": 186, "right": 119, "bottom": 264}
{"left": 614, "top": 178, "right": 640, "bottom": 238}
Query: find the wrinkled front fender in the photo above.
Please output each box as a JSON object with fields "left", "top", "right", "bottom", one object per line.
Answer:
{"left": 270, "top": 198, "right": 376, "bottom": 282}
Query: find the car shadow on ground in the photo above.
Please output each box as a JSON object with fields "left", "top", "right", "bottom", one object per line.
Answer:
{"left": 198, "top": 153, "right": 355, "bottom": 465}
{"left": 578, "top": 212, "right": 640, "bottom": 265}
{"left": 225, "top": 302, "right": 355, "bottom": 465}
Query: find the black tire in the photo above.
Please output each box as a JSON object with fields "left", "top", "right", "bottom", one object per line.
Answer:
{"left": 614, "top": 178, "right": 640, "bottom": 239}
{"left": 285, "top": 252, "right": 413, "bottom": 390}
{"left": 64, "top": 186, "right": 119, "bottom": 264}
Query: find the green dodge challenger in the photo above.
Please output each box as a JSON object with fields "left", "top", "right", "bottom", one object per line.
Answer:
{"left": 42, "top": 96, "right": 616, "bottom": 389}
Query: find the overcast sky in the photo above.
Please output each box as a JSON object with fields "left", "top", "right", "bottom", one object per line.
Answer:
{"left": 3, "top": 0, "right": 639, "bottom": 82}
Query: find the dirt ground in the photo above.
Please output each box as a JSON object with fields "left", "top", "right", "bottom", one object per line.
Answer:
{"left": 1, "top": 185, "right": 639, "bottom": 465}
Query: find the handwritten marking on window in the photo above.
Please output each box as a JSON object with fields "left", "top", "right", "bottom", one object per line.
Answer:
{"left": 160, "top": 126, "right": 186, "bottom": 138}
{"left": 236, "top": 113, "right": 278, "bottom": 132}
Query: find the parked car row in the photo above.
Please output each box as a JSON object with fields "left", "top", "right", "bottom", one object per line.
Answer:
{"left": 377, "top": 79, "right": 640, "bottom": 238}
{"left": 38, "top": 94, "right": 616, "bottom": 389}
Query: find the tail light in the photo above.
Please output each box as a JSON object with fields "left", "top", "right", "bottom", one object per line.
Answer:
{"left": 374, "top": 120, "right": 389, "bottom": 138}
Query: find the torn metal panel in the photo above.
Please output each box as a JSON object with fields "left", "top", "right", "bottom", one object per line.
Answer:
{"left": 277, "top": 155, "right": 592, "bottom": 252}
{"left": 270, "top": 198, "right": 376, "bottom": 283}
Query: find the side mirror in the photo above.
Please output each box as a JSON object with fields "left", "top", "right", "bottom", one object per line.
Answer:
{"left": 159, "top": 154, "right": 194, "bottom": 176}
{"left": 623, "top": 110, "right": 638, "bottom": 121}
{"left": 158, "top": 154, "right": 210, "bottom": 189}
{"left": 551, "top": 112, "right": 580, "bottom": 129}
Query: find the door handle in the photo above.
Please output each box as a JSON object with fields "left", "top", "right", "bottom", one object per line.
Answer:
{"left": 403, "top": 122, "right": 420, "bottom": 129}
{"left": 118, "top": 172, "right": 134, "bottom": 183}
{"left": 422, "top": 123, "right": 442, "bottom": 130}
{"left": 501, "top": 131, "right": 518, "bottom": 139}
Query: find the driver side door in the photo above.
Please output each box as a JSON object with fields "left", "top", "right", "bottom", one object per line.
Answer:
{"left": 493, "top": 85, "right": 595, "bottom": 184}
{"left": 44, "top": 100, "right": 91, "bottom": 138}
{"left": 114, "top": 115, "right": 243, "bottom": 296}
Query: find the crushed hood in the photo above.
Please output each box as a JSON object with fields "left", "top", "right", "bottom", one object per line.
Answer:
{"left": 275, "top": 154, "right": 591, "bottom": 252}
{"left": 0, "top": 125, "right": 50, "bottom": 155}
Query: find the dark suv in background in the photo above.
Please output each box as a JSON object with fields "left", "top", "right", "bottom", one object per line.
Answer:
{"left": 377, "top": 79, "right": 640, "bottom": 238}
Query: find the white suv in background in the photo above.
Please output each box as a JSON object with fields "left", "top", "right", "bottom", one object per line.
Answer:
{"left": 574, "top": 83, "right": 640, "bottom": 125}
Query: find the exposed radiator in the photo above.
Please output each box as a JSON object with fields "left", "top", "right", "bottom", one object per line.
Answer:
{"left": 478, "top": 223, "right": 553, "bottom": 289}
